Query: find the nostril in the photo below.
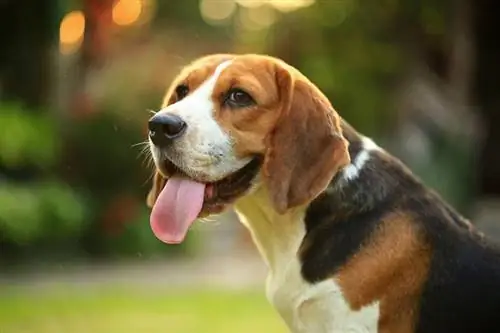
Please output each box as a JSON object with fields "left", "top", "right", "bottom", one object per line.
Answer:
{"left": 162, "top": 121, "right": 186, "bottom": 138}
{"left": 148, "top": 113, "right": 187, "bottom": 147}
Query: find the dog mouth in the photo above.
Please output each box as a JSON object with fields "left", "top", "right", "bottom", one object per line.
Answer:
{"left": 150, "top": 156, "right": 262, "bottom": 244}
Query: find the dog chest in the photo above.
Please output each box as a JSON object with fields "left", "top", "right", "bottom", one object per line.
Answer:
{"left": 265, "top": 258, "right": 380, "bottom": 333}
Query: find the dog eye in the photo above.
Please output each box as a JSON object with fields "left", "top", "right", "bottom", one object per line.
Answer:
{"left": 225, "top": 88, "right": 255, "bottom": 108}
{"left": 175, "top": 84, "right": 189, "bottom": 100}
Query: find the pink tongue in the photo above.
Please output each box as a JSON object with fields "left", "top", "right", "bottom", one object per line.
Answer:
{"left": 150, "top": 176, "right": 206, "bottom": 244}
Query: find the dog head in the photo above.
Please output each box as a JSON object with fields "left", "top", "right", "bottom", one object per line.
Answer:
{"left": 147, "top": 54, "right": 350, "bottom": 243}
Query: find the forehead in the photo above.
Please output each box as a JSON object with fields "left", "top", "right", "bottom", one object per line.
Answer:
{"left": 180, "top": 55, "right": 231, "bottom": 88}
{"left": 177, "top": 55, "right": 278, "bottom": 98}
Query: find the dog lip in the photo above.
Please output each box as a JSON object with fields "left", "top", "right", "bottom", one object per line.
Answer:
{"left": 204, "top": 156, "right": 262, "bottom": 203}
{"left": 158, "top": 158, "right": 182, "bottom": 178}
{"left": 156, "top": 155, "right": 262, "bottom": 215}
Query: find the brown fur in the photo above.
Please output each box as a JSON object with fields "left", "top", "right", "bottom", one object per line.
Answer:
{"left": 335, "top": 213, "right": 431, "bottom": 333}
{"left": 212, "top": 57, "right": 282, "bottom": 156}
{"left": 146, "top": 172, "right": 166, "bottom": 208}
{"left": 161, "top": 54, "right": 235, "bottom": 107}
{"left": 263, "top": 63, "right": 350, "bottom": 213}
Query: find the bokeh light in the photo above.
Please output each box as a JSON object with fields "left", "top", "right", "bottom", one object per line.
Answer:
{"left": 112, "top": 0, "right": 143, "bottom": 26}
{"left": 238, "top": 5, "right": 277, "bottom": 31}
{"left": 268, "top": 0, "right": 315, "bottom": 12}
{"left": 235, "top": 0, "right": 266, "bottom": 8}
{"left": 200, "top": 0, "right": 237, "bottom": 24}
{"left": 59, "top": 10, "right": 85, "bottom": 54}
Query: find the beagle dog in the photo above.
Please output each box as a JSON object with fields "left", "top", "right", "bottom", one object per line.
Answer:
{"left": 146, "top": 54, "right": 500, "bottom": 333}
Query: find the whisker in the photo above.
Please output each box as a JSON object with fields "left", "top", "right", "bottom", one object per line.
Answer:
{"left": 136, "top": 149, "right": 152, "bottom": 164}
{"left": 142, "top": 168, "right": 156, "bottom": 186}
{"left": 139, "top": 152, "right": 154, "bottom": 167}
{"left": 132, "top": 142, "right": 156, "bottom": 171}
{"left": 199, "top": 216, "right": 218, "bottom": 224}
{"left": 141, "top": 155, "right": 159, "bottom": 186}
{"left": 146, "top": 157, "right": 155, "bottom": 169}
{"left": 136, "top": 145, "right": 149, "bottom": 156}
{"left": 147, "top": 109, "right": 157, "bottom": 115}
{"left": 133, "top": 135, "right": 159, "bottom": 187}
{"left": 131, "top": 141, "right": 149, "bottom": 148}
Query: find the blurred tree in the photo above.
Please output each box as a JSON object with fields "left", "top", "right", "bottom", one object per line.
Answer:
{"left": 474, "top": 0, "right": 500, "bottom": 198}
{"left": 0, "top": 0, "right": 89, "bottom": 263}
{"left": 0, "top": 0, "right": 54, "bottom": 107}
{"left": 0, "top": 0, "right": 55, "bottom": 182}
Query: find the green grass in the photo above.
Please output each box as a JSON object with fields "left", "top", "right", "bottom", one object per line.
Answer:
{"left": 0, "top": 286, "right": 287, "bottom": 333}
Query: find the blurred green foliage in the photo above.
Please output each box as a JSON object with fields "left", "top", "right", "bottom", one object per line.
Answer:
{"left": 0, "top": 181, "right": 86, "bottom": 243}
{"left": 0, "top": 102, "right": 88, "bottom": 261}
{"left": 0, "top": 0, "right": 472, "bottom": 262}
{"left": 0, "top": 103, "right": 58, "bottom": 168}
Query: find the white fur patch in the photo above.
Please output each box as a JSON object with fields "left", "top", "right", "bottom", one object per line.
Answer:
{"left": 342, "top": 136, "right": 380, "bottom": 182}
{"left": 235, "top": 186, "right": 380, "bottom": 333}
{"left": 150, "top": 60, "right": 251, "bottom": 182}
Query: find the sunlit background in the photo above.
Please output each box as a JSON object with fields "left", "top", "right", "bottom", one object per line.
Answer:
{"left": 1, "top": 0, "right": 500, "bottom": 332}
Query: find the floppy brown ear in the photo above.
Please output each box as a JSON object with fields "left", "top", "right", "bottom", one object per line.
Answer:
{"left": 264, "top": 65, "right": 350, "bottom": 214}
{"left": 146, "top": 171, "right": 166, "bottom": 208}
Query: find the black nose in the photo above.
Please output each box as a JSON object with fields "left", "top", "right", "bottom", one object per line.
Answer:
{"left": 148, "top": 113, "right": 187, "bottom": 147}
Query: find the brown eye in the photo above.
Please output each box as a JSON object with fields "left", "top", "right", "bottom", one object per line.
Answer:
{"left": 175, "top": 84, "right": 189, "bottom": 100}
{"left": 225, "top": 88, "right": 255, "bottom": 108}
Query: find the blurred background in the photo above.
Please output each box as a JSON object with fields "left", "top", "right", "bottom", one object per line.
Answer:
{"left": 1, "top": 0, "right": 499, "bottom": 331}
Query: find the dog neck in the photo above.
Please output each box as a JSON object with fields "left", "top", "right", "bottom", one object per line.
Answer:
{"left": 234, "top": 185, "right": 306, "bottom": 272}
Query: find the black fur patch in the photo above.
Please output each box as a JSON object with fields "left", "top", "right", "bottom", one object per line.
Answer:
{"left": 407, "top": 196, "right": 500, "bottom": 333}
